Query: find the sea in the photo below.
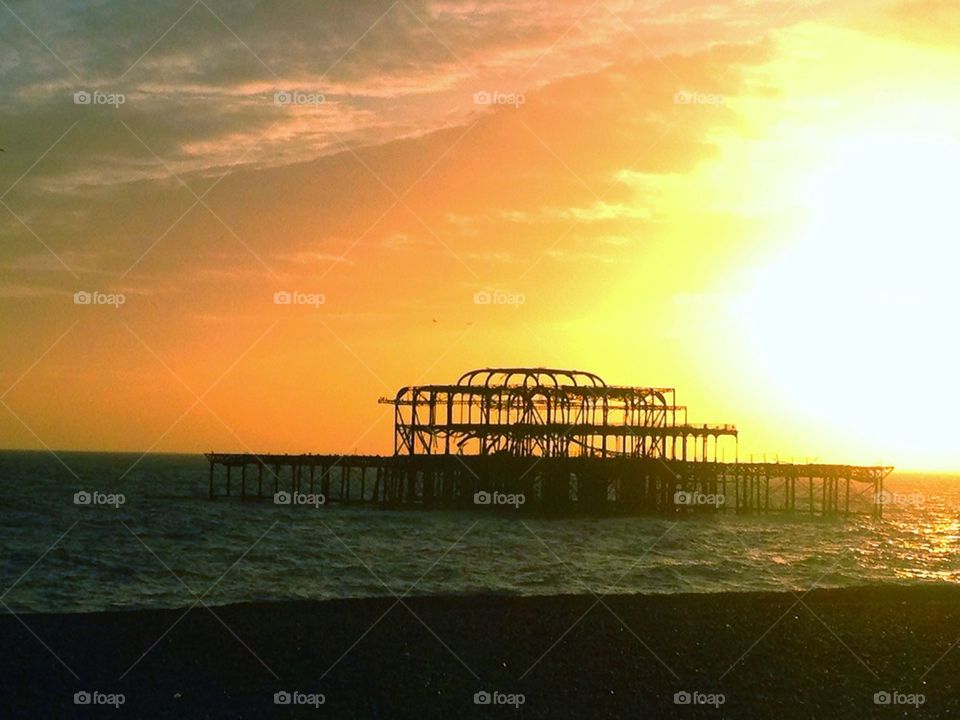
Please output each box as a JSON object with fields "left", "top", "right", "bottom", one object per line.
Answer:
{"left": 1, "top": 451, "right": 957, "bottom": 614}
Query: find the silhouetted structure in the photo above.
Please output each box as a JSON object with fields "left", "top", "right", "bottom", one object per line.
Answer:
{"left": 206, "top": 367, "right": 891, "bottom": 516}
{"left": 387, "top": 367, "right": 736, "bottom": 460}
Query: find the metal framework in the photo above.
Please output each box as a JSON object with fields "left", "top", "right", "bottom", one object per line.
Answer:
{"left": 380, "top": 367, "right": 738, "bottom": 462}
{"left": 206, "top": 366, "right": 892, "bottom": 515}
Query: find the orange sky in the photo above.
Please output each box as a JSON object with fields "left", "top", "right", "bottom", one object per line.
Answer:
{"left": 1, "top": 0, "right": 959, "bottom": 470}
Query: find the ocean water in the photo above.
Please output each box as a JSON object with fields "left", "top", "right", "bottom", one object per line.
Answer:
{"left": 0, "top": 451, "right": 957, "bottom": 614}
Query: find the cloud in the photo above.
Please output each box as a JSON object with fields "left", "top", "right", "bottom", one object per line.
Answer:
{"left": 276, "top": 249, "right": 355, "bottom": 267}
{"left": 0, "top": 0, "right": 828, "bottom": 198}
{"left": 0, "top": 282, "right": 62, "bottom": 298}
{"left": 2, "top": 0, "right": 920, "bottom": 455}
{"left": 0, "top": 249, "right": 112, "bottom": 274}
{"left": 0, "top": 28, "right": 772, "bottom": 296}
{"left": 879, "top": 0, "right": 960, "bottom": 46}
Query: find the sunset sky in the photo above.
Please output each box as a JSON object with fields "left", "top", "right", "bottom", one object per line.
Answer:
{"left": 1, "top": 0, "right": 958, "bottom": 470}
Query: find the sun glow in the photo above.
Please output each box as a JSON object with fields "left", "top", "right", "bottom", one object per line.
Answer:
{"left": 735, "top": 112, "right": 960, "bottom": 469}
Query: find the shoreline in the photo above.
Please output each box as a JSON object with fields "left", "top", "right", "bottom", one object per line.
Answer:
{"left": 8, "top": 581, "right": 960, "bottom": 619}
{"left": 3, "top": 584, "right": 959, "bottom": 717}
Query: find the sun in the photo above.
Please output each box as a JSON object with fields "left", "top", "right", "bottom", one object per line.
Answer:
{"left": 733, "top": 114, "right": 960, "bottom": 469}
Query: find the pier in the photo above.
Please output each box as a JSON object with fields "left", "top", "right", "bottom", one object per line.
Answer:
{"left": 206, "top": 367, "right": 891, "bottom": 516}
{"left": 204, "top": 453, "right": 889, "bottom": 516}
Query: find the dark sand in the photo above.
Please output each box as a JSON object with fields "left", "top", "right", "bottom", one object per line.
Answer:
{"left": 2, "top": 586, "right": 958, "bottom": 718}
